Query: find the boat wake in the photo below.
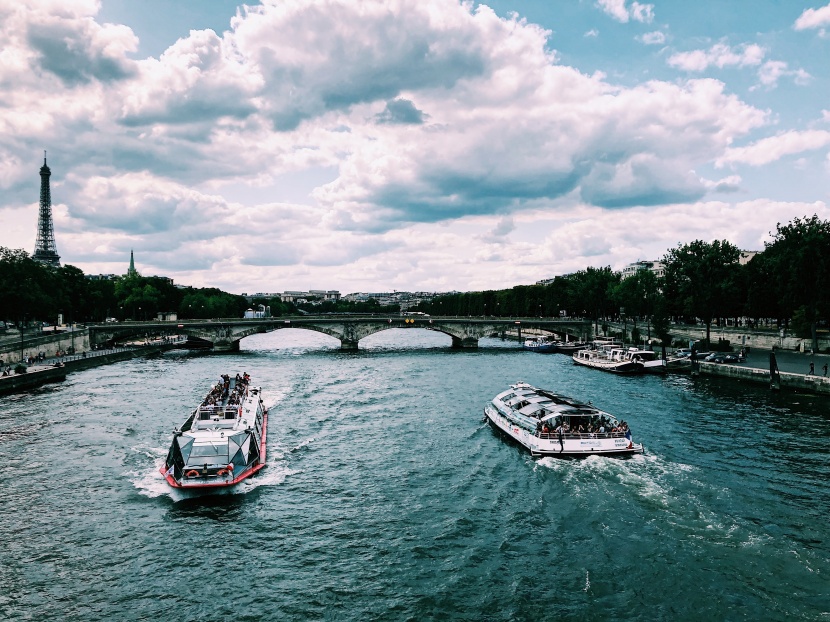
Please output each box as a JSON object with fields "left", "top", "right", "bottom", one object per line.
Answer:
{"left": 129, "top": 445, "right": 296, "bottom": 501}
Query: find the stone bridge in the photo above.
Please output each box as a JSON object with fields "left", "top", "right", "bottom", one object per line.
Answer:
{"left": 88, "top": 316, "right": 592, "bottom": 352}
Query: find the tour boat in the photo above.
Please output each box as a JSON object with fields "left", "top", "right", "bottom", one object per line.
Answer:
{"left": 522, "top": 336, "right": 558, "bottom": 353}
{"left": 161, "top": 373, "right": 267, "bottom": 489}
{"left": 484, "top": 382, "right": 643, "bottom": 457}
{"left": 572, "top": 344, "right": 644, "bottom": 374}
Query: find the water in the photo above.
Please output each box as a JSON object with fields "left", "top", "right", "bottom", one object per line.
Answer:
{"left": 2, "top": 329, "right": 829, "bottom": 621}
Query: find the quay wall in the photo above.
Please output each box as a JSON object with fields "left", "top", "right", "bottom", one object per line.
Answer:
{"left": 0, "top": 329, "right": 91, "bottom": 366}
{"left": 0, "top": 366, "right": 68, "bottom": 395}
{"left": 667, "top": 327, "right": 829, "bottom": 352}
{"left": 698, "top": 362, "right": 830, "bottom": 395}
{"left": 0, "top": 345, "right": 173, "bottom": 396}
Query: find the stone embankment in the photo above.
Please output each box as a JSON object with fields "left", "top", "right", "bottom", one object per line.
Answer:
{"left": 0, "top": 344, "right": 179, "bottom": 396}
{"left": 697, "top": 361, "right": 830, "bottom": 395}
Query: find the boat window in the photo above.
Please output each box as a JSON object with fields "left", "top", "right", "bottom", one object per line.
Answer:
{"left": 190, "top": 444, "right": 228, "bottom": 458}
{"left": 199, "top": 411, "right": 211, "bottom": 420}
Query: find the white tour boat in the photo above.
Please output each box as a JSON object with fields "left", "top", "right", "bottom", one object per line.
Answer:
{"left": 161, "top": 373, "right": 267, "bottom": 489}
{"left": 484, "top": 382, "right": 643, "bottom": 457}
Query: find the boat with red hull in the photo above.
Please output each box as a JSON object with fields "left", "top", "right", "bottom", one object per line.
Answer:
{"left": 161, "top": 373, "right": 267, "bottom": 489}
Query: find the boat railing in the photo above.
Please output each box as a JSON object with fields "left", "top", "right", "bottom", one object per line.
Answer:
{"left": 197, "top": 405, "right": 238, "bottom": 420}
{"left": 536, "top": 431, "right": 627, "bottom": 440}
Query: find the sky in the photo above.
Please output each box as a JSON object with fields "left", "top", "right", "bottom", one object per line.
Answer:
{"left": 2, "top": 0, "right": 829, "bottom": 295}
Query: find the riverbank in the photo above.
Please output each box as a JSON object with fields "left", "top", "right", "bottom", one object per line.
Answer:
{"left": 0, "top": 343, "right": 184, "bottom": 396}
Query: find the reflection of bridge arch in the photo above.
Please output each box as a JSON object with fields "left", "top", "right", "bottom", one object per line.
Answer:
{"left": 88, "top": 317, "right": 592, "bottom": 352}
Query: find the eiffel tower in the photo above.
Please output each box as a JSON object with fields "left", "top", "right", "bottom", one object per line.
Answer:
{"left": 33, "top": 151, "right": 61, "bottom": 267}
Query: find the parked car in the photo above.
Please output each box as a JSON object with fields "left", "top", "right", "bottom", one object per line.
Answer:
{"left": 722, "top": 353, "right": 746, "bottom": 364}
{"left": 672, "top": 348, "right": 692, "bottom": 358}
{"left": 704, "top": 353, "right": 728, "bottom": 363}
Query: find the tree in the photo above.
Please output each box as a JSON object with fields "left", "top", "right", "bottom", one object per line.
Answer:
{"left": 571, "top": 267, "right": 619, "bottom": 335}
{"left": 662, "top": 240, "right": 741, "bottom": 345}
{"left": 0, "top": 247, "right": 56, "bottom": 324}
{"left": 763, "top": 215, "right": 830, "bottom": 351}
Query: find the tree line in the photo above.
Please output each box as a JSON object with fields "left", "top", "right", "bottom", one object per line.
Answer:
{"left": 1, "top": 215, "right": 827, "bottom": 348}
{"left": 0, "top": 248, "right": 254, "bottom": 325}
{"left": 413, "top": 216, "right": 830, "bottom": 350}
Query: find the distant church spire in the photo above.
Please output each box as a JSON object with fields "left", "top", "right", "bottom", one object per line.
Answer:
{"left": 33, "top": 151, "right": 61, "bottom": 267}
{"left": 127, "top": 249, "right": 138, "bottom": 277}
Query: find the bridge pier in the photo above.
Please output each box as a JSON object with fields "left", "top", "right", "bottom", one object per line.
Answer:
{"left": 212, "top": 341, "right": 240, "bottom": 353}
{"left": 340, "top": 340, "right": 359, "bottom": 351}
{"left": 451, "top": 337, "right": 479, "bottom": 349}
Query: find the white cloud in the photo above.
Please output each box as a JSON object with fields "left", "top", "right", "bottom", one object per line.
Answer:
{"left": 717, "top": 130, "right": 830, "bottom": 167}
{"left": 755, "top": 60, "right": 811, "bottom": 89}
{"left": 638, "top": 31, "right": 665, "bottom": 45}
{"left": 701, "top": 175, "right": 742, "bottom": 193}
{"left": 595, "top": 0, "right": 654, "bottom": 24}
{"left": 668, "top": 42, "right": 765, "bottom": 72}
{"left": 794, "top": 3, "right": 830, "bottom": 30}
{"left": 584, "top": 29, "right": 599, "bottom": 38}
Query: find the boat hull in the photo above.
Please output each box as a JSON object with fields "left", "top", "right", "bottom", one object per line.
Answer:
{"left": 572, "top": 356, "right": 644, "bottom": 374}
{"left": 484, "top": 404, "right": 643, "bottom": 457}
{"left": 160, "top": 409, "right": 268, "bottom": 489}
{"left": 522, "top": 343, "right": 558, "bottom": 353}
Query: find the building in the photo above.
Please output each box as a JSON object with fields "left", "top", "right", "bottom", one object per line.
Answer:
{"left": 86, "top": 274, "right": 119, "bottom": 281}
{"left": 739, "top": 251, "right": 759, "bottom": 265}
{"left": 620, "top": 260, "right": 665, "bottom": 280}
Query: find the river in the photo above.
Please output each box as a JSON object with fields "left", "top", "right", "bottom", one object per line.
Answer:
{"left": 2, "top": 329, "right": 828, "bottom": 621}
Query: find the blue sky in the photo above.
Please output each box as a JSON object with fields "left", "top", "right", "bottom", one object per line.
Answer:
{"left": 1, "top": 0, "right": 829, "bottom": 294}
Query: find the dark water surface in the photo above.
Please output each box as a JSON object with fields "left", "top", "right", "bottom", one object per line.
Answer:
{"left": 2, "top": 330, "right": 829, "bottom": 621}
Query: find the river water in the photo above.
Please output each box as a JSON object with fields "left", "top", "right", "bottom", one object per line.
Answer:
{"left": 2, "top": 329, "right": 828, "bottom": 621}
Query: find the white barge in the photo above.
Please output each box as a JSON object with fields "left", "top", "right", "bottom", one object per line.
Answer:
{"left": 161, "top": 373, "right": 267, "bottom": 489}
{"left": 484, "top": 382, "right": 643, "bottom": 457}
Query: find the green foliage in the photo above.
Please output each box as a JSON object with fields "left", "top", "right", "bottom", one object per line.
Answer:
{"left": 790, "top": 306, "right": 814, "bottom": 339}
{"left": 14, "top": 364, "right": 27, "bottom": 374}
{"left": 662, "top": 239, "right": 741, "bottom": 342}
{"left": 0, "top": 247, "right": 56, "bottom": 322}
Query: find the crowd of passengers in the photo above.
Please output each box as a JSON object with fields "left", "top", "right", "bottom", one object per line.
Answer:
{"left": 535, "top": 417, "right": 629, "bottom": 437}
{"left": 201, "top": 372, "right": 250, "bottom": 408}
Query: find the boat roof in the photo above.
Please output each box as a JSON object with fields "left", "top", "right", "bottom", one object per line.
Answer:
{"left": 497, "top": 383, "right": 613, "bottom": 421}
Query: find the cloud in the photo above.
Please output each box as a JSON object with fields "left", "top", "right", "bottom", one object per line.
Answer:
{"left": 701, "top": 174, "right": 742, "bottom": 193}
{"left": 596, "top": 0, "right": 654, "bottom": 24}
{"left": 755, "top": 60, "right": 811, "bottom": 89}
{"left": 19, "top": 1, "right": 138, "bottom": 86}
{"left": 717, "top": 130, "right": 830, "bottom": 167}
{"left": 668, "top": 41, "right": 765, "bottom": 71}
{"left": 638, "top": 31, "right": 665, "bottom": 45}
{"left": 584, "top": 29, "right": 599, "bottom": 38}
{"left": 374, "top": 98, "right": 426, "bottom": 125}
{"left": 793, "top": 3, "right": 830, "bottom": 31}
